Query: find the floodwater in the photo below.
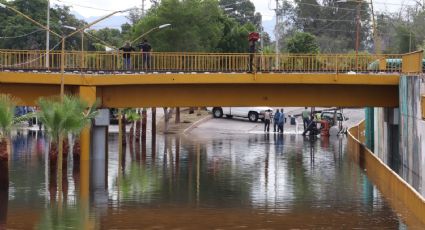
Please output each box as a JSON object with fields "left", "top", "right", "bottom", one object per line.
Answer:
{"left": 0, "top": 129, "right": 422, "bottom": 229}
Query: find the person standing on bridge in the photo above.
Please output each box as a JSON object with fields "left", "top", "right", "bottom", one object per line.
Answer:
{"left": 248, "top": 32, "right": 259, "bottom": 73}
{"left": 119, "top": 41, "right": 135, "bottom": 70}
{"left": 138, "top": 39, "right": 152, "bottom": 70}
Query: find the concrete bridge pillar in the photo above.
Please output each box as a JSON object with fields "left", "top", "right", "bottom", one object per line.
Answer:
{"left": 91, "top": 109, "right": 109, "bottom": 207}
{"left": 78, "top": 86, "right": 96, "bottom": 202}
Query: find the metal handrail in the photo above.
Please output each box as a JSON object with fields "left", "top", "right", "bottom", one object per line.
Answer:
{"left": 0, "top": 49, "right": 405, "bottom": 73}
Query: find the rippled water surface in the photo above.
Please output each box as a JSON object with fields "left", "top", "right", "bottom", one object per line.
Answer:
{"left": 1, "top": 130, "right": 420, "bottom": 229}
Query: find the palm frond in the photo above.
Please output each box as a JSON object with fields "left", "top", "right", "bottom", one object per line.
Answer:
{"left": 0, "top": 94, "right": 18, "bottom": 136}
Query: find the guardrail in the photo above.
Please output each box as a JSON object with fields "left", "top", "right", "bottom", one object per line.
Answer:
{"left": 0, "top": 49, "right": 407, "bottom": 73}
{"left": 347, "top": 121, "right": 425, "bottom": 226}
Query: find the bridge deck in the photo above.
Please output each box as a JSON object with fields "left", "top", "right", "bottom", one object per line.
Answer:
{"left": 0, "top": 50, "right": 421, "bottom": 108}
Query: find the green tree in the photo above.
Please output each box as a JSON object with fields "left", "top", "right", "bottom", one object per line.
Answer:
{"left": 0, "top": 94, "right": 17, "bottom": 162}
{"left": 133, "top": 0, "right": 224, "bottom": 52}
{"left": 286, "top": 32, "right": 319, "bottom": 53}
{"left": 86, "top": 28, "right": 123, "bottom": 51}
{"left": 290, "top": 0, "right": 372, "bottom": 53}
{"left": 219, "top": 0, "right": 262, "bottom": 30}
{"left": 216, "top": 17, "right": 256, "bottom": 52}
{"left": 0, "top": 0, "right": 86, "bottom": 50}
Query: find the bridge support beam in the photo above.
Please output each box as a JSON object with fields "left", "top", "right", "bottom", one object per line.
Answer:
{"left": 100, "top": 84, "right": 399, "bottom": 108}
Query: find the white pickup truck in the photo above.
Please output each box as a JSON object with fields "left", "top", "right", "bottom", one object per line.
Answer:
{"left": 209, "top": 107, "right": 274, "bottom": 122}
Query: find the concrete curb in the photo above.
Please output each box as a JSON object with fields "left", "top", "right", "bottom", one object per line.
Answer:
{"left": 183, "top": 114, "right": 213, "bottom": 136}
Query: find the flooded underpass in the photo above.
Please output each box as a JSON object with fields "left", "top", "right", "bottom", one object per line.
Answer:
{"left": 1, "top": 129, "right": 423, "bottom": 229}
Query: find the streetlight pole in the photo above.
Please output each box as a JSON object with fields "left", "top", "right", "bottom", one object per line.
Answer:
{"left": 130, "top": 23, "right": 171, "bottom": 45}
{"left": 275, "top": 0, "right": 280, "bottom": 69}
{"left": 337, "top": 0, "right": 363, "bottom": 69}
{"left": 59, "top": 9, "right": 132, "bottom": 100}
{"left": 355, "top": 1, "right": 361, "bottom": 69}
{"left": 46, "top": 0, "right": 50, "bottom": 69}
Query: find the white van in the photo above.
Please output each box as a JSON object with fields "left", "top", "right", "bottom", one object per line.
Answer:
{"left": 210, "top": 107, "right": 273, "bottom": 122}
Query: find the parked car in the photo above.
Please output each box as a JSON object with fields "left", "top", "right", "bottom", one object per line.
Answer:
{"left": 209, "top": 107, "right": 274, "bottom": 122}
{"left": 319, "top": 111, "right": 348, "bottom": 126}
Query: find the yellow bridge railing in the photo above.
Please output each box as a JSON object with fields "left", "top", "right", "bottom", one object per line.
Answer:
{"left": 0, "top": 49, "right": 406, "bottom": 73}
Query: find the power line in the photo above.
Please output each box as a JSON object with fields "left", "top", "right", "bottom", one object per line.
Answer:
{"left": 53, "top": 0, "right": 118, "bottom": 12}
{"left": 296, "top": 17, "right": 355, "bottom": 23}
{"left": 0, "top": 29, "right": 44, "bottom": 39}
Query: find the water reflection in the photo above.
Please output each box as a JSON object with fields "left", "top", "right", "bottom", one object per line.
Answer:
{"left": 1, "top": 131, "right": 423, "bottom": 228}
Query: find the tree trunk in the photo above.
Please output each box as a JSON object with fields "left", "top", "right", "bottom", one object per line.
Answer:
{"left": 142, "top": 108, "right": 147, "bottom": 139}
{"left": 152, "top": 107, "right": 156, "bottom": 136}
{"left": 0, "top": 161, "right": 9, "bottom": 190}
{"left": 0, "top": 138, "right": 8, "bottom": 162}
{"left": 57, "top": 135, "right": 64, "bottom": 206}
{"left": 129, "top": 123, "right": 135, "bottom": 160}
{"left": 0, "top": 177, "right": 8, "bottom": 227}
{"left": 49, "top": 162, "right": 57, "bottom": 203}
{"left": 129, "top": 122, "right": 134, "bottom": 144}
{"left": 135, "top": 109, "right": 141, "bottom": 141}
{"left": 63, "top": 138, "right": 69, "bottom": 170}
{"left": 175, "top": 107, "right": 180, "bottom": 123}
{"left": 49, "top": 142, "right": 59, "bottom": 173}
{"left": 151, "top": 107, "right": 156, "bottom": 161}
{"left": 73, "top": 138, "right": 81, "bottom": 168}
{"left": 121, "top": 113, "right": 127, "bottom": 146}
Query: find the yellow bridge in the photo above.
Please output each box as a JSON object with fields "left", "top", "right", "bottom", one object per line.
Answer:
{"left": 0, "top": 49, "right": 423, "bottom": 107}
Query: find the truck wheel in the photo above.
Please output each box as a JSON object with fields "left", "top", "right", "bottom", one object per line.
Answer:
{"left": 248, "top": 112, "right": 258, "bottom": 122}
{"left": 213, "top": 107, "right": 223, "bottom": 118}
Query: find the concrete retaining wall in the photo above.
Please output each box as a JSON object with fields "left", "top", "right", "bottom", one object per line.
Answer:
{"left": 373, "top": 75, "right": 425, "bottom": 197}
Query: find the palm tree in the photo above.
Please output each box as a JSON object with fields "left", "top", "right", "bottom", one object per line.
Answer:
{"left": 125, "top": 109, "right": 140, "bottom": 160}
{"left": 37, "top": 95, "right": 97, "bottom": 203}
{"left": 0, "top": 94, "right": 17, "bottom": 162}
{"left": 71, "top": 103, "right": 98, "bottom": 168}
{"left": 125, "top": 109, "right": 141, "bottom": 145}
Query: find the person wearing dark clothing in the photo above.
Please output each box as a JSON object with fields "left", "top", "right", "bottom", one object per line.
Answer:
{"left": 138, "top": 39, "right": 152, "bottom": 70}
{"left": 302, "top": 117, "right": 319, "bottom": 136}
{"left": 249, "top": 40, "right": 256, "bottom": 72}
{"left": 278, "top": 109, "right": 285, "bottom": 133}
{"left": 119, "top": 42, "right": 135, "bottom": 70}
{"left": 273, "top": 109, "right": 280, "bottom": 132}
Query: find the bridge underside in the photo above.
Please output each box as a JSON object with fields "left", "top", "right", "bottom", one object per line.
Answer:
{"left": 99, "top": 84, "right": 398, "bottom": 107}
{"left": 0, "top": 72, "right": 399, "bottom": 107}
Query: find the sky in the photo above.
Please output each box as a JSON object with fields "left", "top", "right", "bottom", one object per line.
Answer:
{"left": 50, "top": 0, "right": 418, "bottom": 33}
{"left": 51, "top": 0, "right": 416, "bottom": 18}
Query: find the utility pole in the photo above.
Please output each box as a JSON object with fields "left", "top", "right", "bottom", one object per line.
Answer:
{"left": 370, "top": 0, "right": 381, "bottom": 54}
{"left": 275, "top": 0, "right": 280, "bottom": 69}
{"left": 142, "top": 0, "right": 145, "bottom": 17}
{"left": 45, "top": 0, "right": 50, "bottom": 68}
{"left": 355, "top": 0, "right": 361, "bottom": 69}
